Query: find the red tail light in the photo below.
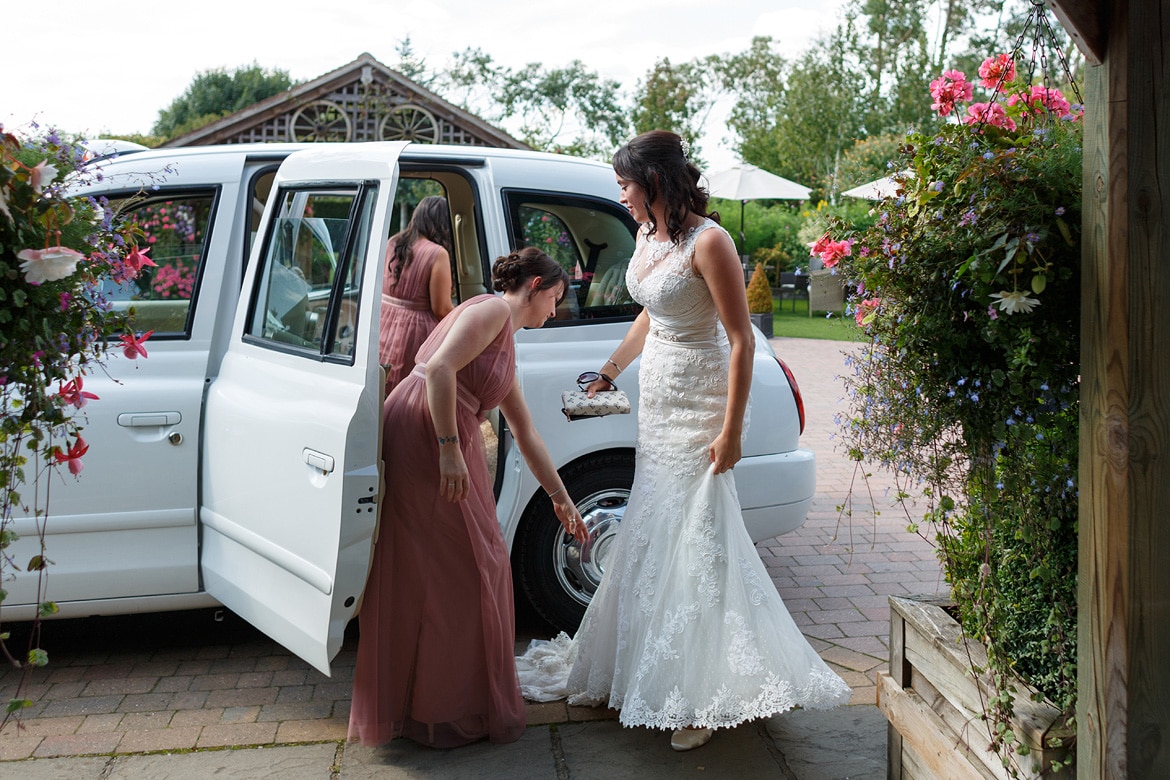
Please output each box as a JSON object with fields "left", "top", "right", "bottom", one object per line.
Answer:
{"left": 775, "top": 357, "right": 806, "bottom": 435}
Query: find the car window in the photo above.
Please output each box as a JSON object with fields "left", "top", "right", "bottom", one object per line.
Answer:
{"left": 504, "top": 191, "right": 640, "bottom": 323}
{"left": 245, "top": 187, "right": 374, "bottom": 361}
{"left": 102, "top": 191, "right": 217, "bottom": 337}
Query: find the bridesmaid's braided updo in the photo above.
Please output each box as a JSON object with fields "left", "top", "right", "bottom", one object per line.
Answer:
{"left": 491, "top": 247, "right": 569, "bottom": 303}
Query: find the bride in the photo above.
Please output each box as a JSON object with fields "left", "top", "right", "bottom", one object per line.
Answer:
{"left": 516, "top": 130, "right": 851, "bottom": 751}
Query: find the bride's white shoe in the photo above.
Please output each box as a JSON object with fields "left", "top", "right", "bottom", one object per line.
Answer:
{"left": 670, "top": 727, "right": 714, "bottom": 751}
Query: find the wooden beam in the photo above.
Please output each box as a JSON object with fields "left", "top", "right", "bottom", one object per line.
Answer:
{"left": 1079, "top": 1, "right": 1170, "bottom": 777}
{"left": 1047, "top": 0, "right": 1105, "bottom": 65}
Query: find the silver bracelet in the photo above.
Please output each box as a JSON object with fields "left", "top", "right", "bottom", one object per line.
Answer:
{"left": 547, "top": 485, "right": 567, "bottom": 499}
{"left": 605, "top": 358, "right": 623, "bottom": 374}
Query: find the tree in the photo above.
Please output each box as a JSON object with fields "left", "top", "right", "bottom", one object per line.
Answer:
{"left": 835, "top": 132, "right": 906, "bottom": 191}
{"left": 153, "top": 63, "right": 294, "bottom": 139}
{"left": 710, "top": 37, "right": 788, "bottom": 170}
{"left": 431, "top": 50, "right": 627, "bottom": 159}
{"left": 721, "top": 31, "right": 866, "bottom": 200}
{"left": 630, "top": 58, "right": 713, "bottom": 166}
{"left": 393, "top": 35, "right": 430, "bottom": 87}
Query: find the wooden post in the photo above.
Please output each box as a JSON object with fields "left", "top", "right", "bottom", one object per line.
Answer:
{"left": 886, "top": 598, "right": 908, "bottom": 780}
{"left": 1077, "top": 0, "right": 1170, "bottom": 776}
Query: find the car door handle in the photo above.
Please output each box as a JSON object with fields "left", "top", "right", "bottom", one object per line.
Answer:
{"left": 303, "top": 448, "right": 335, "bottom": 474}
{"left": 117, "top": 412, "right": 182, "bottom": 427}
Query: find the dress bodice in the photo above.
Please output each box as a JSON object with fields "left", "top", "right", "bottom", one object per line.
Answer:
{"left": 626, "top": 219, "right": 728, "bottom": 347}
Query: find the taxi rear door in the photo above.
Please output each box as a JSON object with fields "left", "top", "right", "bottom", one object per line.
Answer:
{"left": 200, "top": 143, "right": 407, "bottom": 674}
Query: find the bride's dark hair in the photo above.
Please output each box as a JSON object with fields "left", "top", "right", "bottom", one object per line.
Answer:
{"left": 612, "top": 130, "right": 719, "bottom": 245}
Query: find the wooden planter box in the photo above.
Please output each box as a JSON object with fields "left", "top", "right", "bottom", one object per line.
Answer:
{"left": 880, "top": 595, "right": 1073, "bottom": 779}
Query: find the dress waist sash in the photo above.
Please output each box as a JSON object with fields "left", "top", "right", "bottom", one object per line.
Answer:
{"left": 410, "top": 363, "right": 484, "bottom": 419}
{"left": 647, "top": 322, "right": 724, "bottom": 350}
{"left": 384, "top": 293, "right": 431, "bottom": 312}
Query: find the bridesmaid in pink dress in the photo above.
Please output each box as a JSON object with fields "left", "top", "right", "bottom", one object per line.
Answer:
{"left": 349, "top": 247, "right": 590, "bottom": 748}
{"left": 379, "top": 196, "right": 455, "bottom": 394}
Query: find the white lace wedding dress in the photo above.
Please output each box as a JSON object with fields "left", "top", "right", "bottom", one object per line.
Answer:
{"left": 516, "top": 219, "right": 852, "bottom": 730}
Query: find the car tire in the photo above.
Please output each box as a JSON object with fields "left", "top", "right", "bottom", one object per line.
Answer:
{"left": 514, "top": 452, "right": 634, "bottom": 634}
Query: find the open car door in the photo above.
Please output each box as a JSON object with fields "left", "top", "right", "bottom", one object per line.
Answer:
{"left": 201, "top": 143, "right": 407, "bottom": 674}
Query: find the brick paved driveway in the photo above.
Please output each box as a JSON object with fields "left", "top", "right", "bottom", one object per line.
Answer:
{"left": 0, "top": 336, "right": 944, "bottom": 760}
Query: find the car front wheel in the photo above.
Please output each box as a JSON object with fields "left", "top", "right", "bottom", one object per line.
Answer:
{"left": 514, "top": 452, "right": 634, "bottom": 634}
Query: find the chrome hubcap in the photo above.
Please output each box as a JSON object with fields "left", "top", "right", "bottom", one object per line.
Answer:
{"left": 552, "top": 488, "right": 629, "bottom": 606}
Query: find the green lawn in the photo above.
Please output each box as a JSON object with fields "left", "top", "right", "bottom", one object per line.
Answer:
{"left": 764, "top": 296, "right": 862, "bottom": 341}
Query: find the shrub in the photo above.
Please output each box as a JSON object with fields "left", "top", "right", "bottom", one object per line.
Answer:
{"left": 745, "top": 263, "right": 773, "bottom": 314}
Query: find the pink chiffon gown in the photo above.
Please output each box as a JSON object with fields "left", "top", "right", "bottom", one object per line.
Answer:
{"left": 349, "top": 293, "right": 526, "bottom": 748}
{"left": 379, "top": 237, "right": 445, "bottom": 393}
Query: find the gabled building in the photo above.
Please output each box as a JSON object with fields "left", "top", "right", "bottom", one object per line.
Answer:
{"left": 161, "top": 52, "right": 525, "bottom": 150}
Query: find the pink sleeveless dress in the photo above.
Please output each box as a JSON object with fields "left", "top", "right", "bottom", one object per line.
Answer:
{"left": 349, "top": 294, "right": 525, "bottom": 748}
{"left": 378, "top": 237, "right": 445, "bottom": 393}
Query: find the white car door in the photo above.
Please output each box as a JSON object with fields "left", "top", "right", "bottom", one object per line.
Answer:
{"left": 200, "top": 143, "right": 406, "bottom": 674}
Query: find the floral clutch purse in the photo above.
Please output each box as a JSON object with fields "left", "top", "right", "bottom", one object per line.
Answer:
{"left": 560, "top": 389, "right": 631, "bottom": 421}
{"left": 562, "top": 371, "right": 632, "bottom": 421}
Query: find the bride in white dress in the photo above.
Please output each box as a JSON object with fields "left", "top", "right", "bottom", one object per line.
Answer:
{"left": 516, "top": 131, "right": 851, "bottom": 751}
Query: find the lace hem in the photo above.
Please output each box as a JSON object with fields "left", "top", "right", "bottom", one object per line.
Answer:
{"left": 610, "top": 670, "right": 852, "bottom": 731}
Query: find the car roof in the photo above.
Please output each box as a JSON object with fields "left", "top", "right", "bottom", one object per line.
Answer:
{"left": 77, "top": 141, "right": 618, "bottom": 199}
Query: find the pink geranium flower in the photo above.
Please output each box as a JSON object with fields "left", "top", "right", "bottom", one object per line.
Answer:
{"left": 818, "top": 238, "right": 853, "bottom": 269}
{"left": 929, "top": 70, "right": 973, "bottom": 117}
{"left": 854, "top": 297, "right": 881, "bottom": 327}
{"left": 54, "top": 436, "right": 89, "bottom": 476}
{"left": 808, "top": 232, "right": 832, "bottom": 258}
{"left": 17, "top": 246, "right": 86, "bottom": 285}
{"left": 963, "top": 102, "right": 1017, "bottom": 131}
{"left": 58, "top": 376, "right": 100, "bottom": 408}
{"left": 119, "top": 330, "right": 154, "bottom": 359}
{"left": 1008, "top": 85, "right": 1073, "bottom": 119}
{"left": 978, "top": 54, "right": 1016, "bottom": 89}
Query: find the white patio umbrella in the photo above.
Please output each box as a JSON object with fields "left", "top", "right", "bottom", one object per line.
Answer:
{"left": 705, "top": 164, "right": 812, "bottom": 252}
{"left": 842, "top": 171, "right": 914, "bottom": 200}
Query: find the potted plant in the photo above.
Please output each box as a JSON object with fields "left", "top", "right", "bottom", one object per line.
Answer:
{"left": 745, "top": 261, "right": 774, "bottom": 337}
{"left": 816, "top": 50, "right": 1081, "bottom": 778}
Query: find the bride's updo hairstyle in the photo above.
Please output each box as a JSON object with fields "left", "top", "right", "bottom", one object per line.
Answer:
{"left": 612, "top": 130, "right": 719, "bottom": 245}
{"left": 491, "top": 246, "right": 570, "bottom": 304}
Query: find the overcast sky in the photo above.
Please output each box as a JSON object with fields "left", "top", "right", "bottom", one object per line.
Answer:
{"left": 3, "top": 0, "right": 849, "bottom": 170}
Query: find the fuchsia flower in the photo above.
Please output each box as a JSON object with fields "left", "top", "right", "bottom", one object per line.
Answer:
{"left": 29, "top": 160, "right": 59, "bottom": 195}
{"left": 963, "top": 102, "right": 1017, "bottom": 131}
{"left": 978, "top": 54, "right": 1016, "bottom": 89}
{"left": 854, "top": 298, "right": 881, "bottom": 327}
{"left": 54, "top": 436, "right": 89, "bottom": 476}
{"left": 58, "top": 376, "right": 100, "bottom": 408}
{"left": 929, "top": 70, "right": 973, "bottom": 117}
{"left": 124, "top": 245, "right": 157, "bottom": 276}
{"left": 17, "top": 246, "right": 85, "bottom": 285}
{"left": 119, "top": 330, "right": 153, "bottom": 359}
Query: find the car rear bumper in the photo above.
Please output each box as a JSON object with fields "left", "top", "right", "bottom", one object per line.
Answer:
{"left": 734, "top": 447, "right": 816, "bottom": 542}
